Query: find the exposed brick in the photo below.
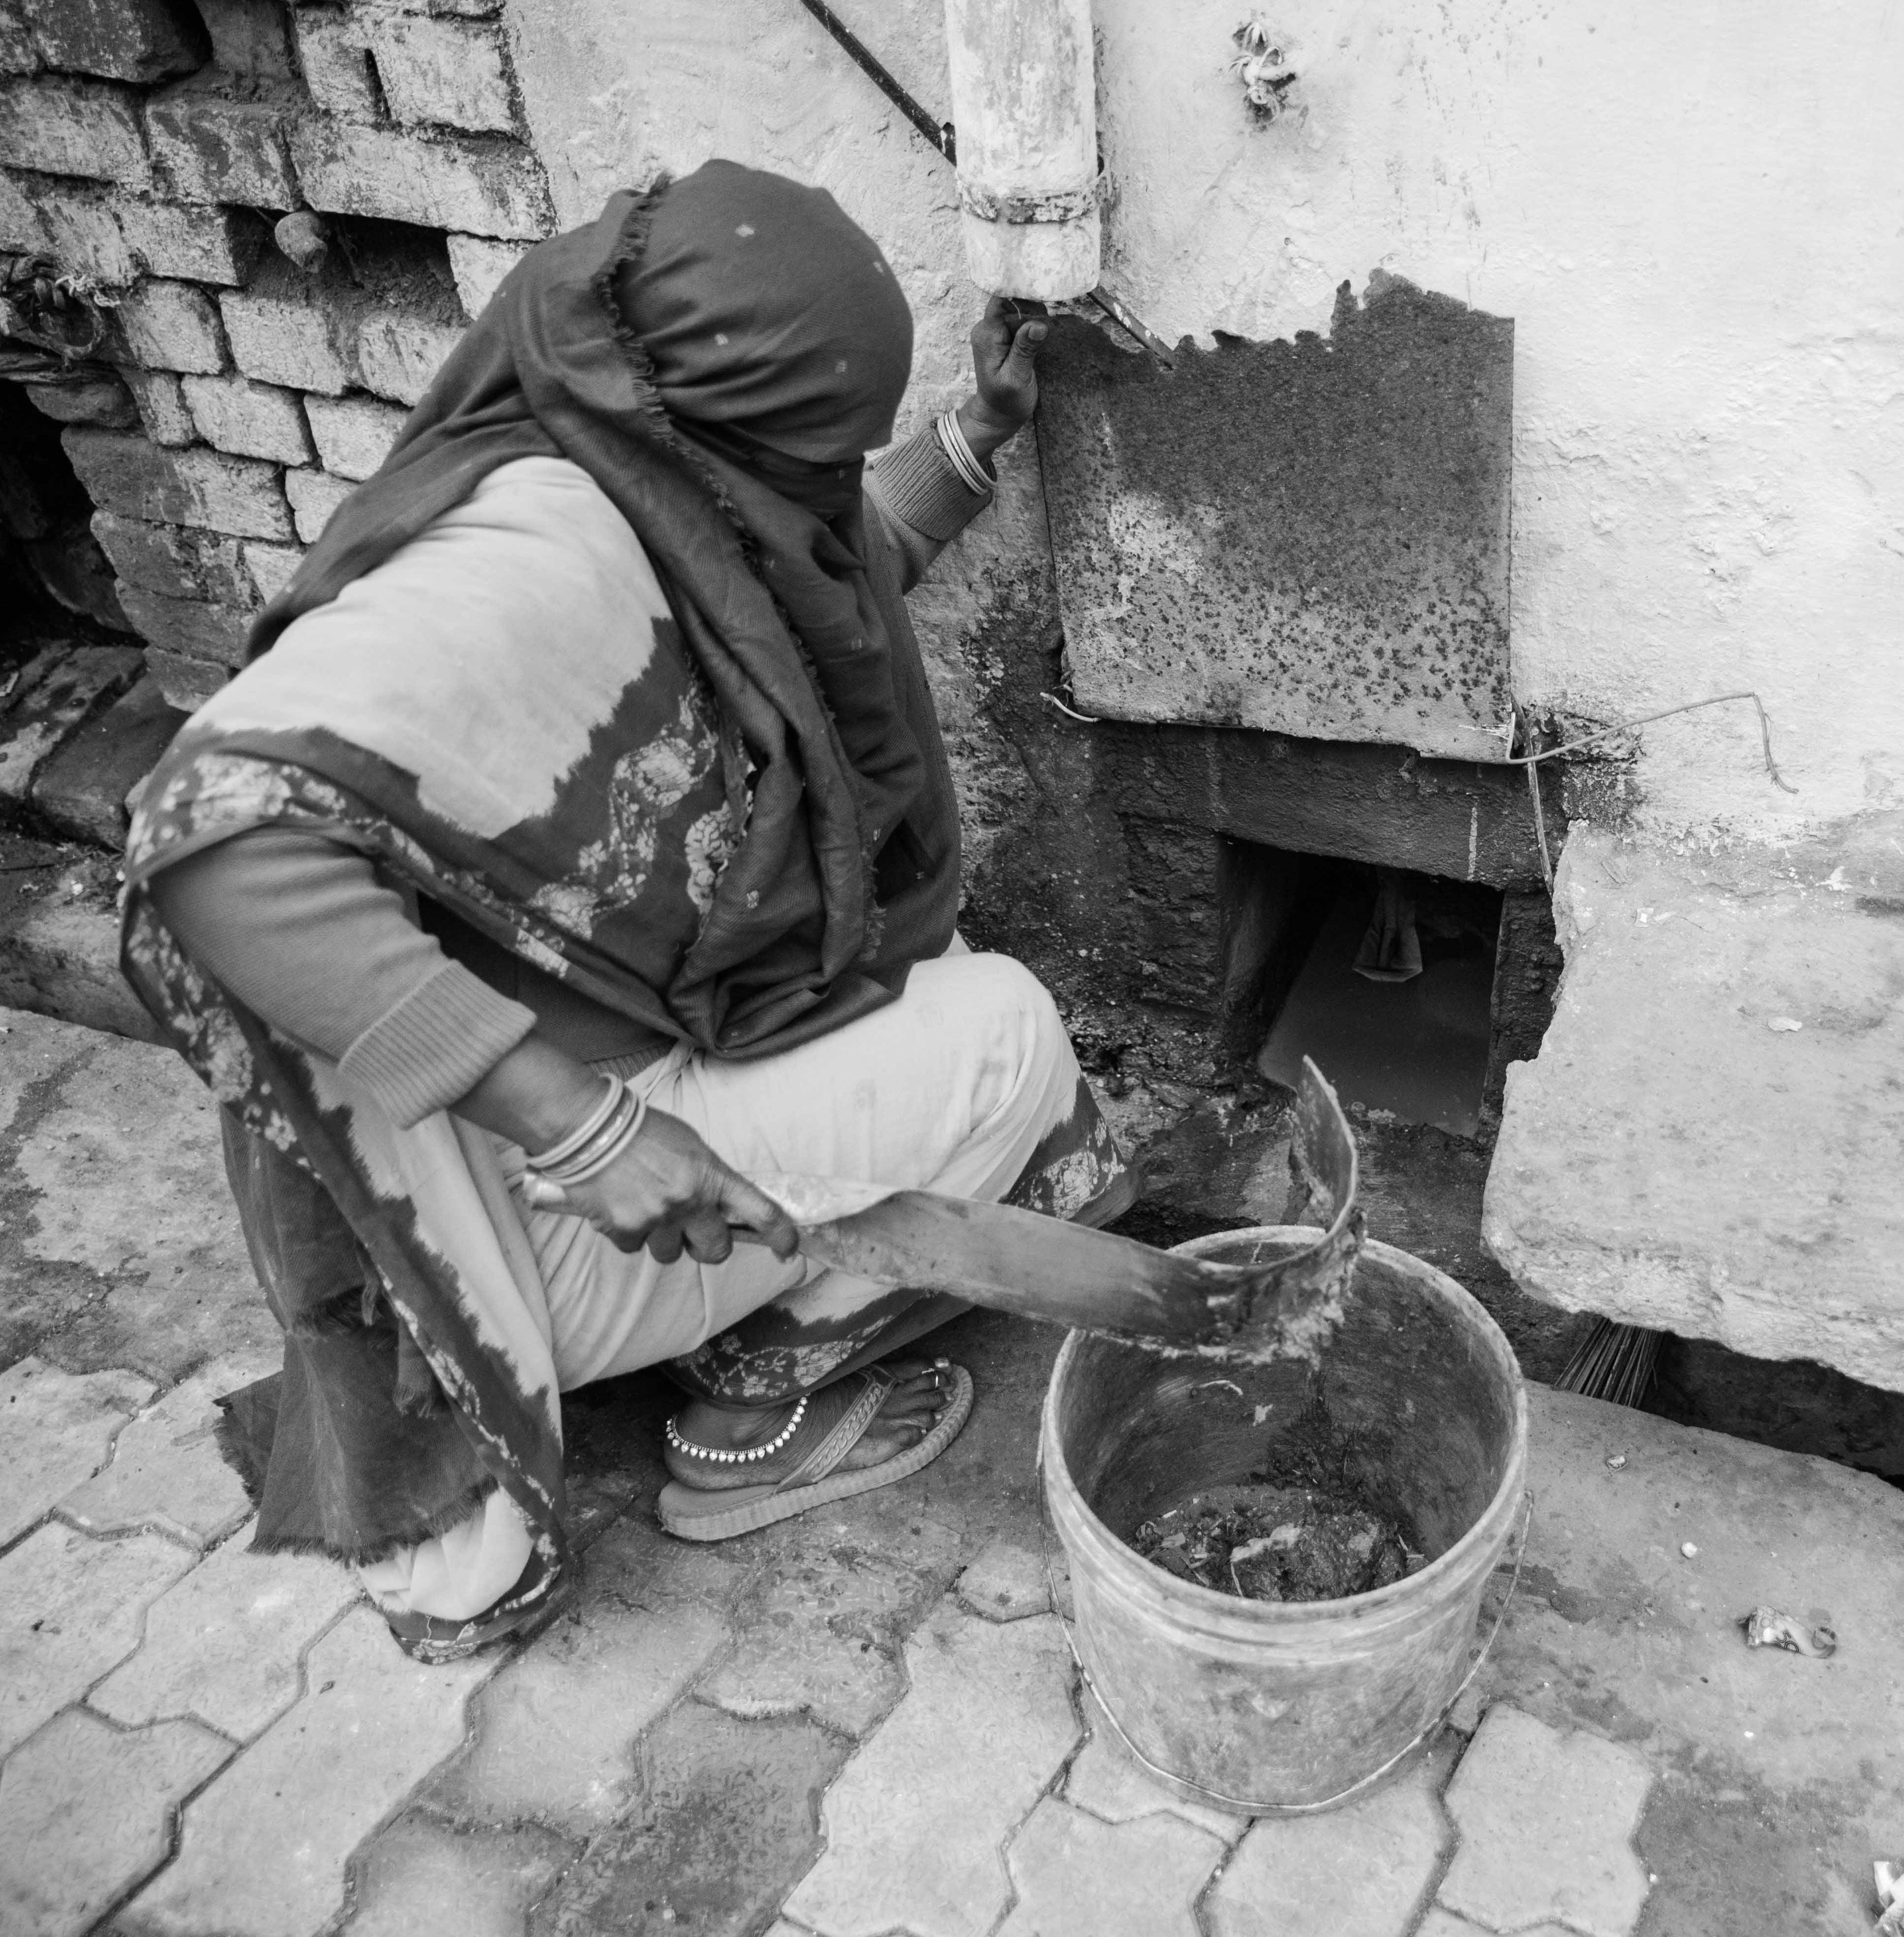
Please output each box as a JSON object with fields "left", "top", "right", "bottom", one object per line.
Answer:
{"left": 20, "top": 0, "right": 205, "bottom": 86}
{"left": 117, "top": 196, "right": 259, "bottom": 283}
{"left": 35, "top": 182, "right": 259, "bottom": 284}
{"left": 182, "top": 371, "right": 312, "bottom": 463}
{"left": 112, "top": 277, "right": 225, "bottom": 374}
{"left": 36, "top": 182, "right": 133, "bottom": 279}
{"left": 32, "top": 671, "right": 186, "bottom": 847}
{"left": 93, "top": 510, "right": 256, "bottom": 604}
{"left": 64, "top": 428, "right": 295, "bottom": 539}
{"left": 293, "top": 7, "right": 377, "bottom": 120}
{"left": 304, "top": 392, "right": 405, "bottom": 479}
{"left": 122, "top": 365, "right": 194, "bottom": 444}
{"left": 284, "top": 464, "right": 354, "bottom": 542}
{"left": 0, "top": 164, "right": 47, "bottom": 247}
{"left": 144, "top": 646, "right": 228, "bottom": 709}
{"left": 219, "top": 275, "right": 356, "bottom": 393}
{"left": 369, "top": 16, "right": 515, "bottom": 134}
{"left": 26, "top": 375, "right": 139, "bottom": 428}
{"left": 117, "top": 581, "right": 253, "bottom": 667}
{"left": 291, "top": 118, "right": 552, "bottom": 240}
{"left": 242, "top": 537, "right": 302, "bottom": 603}
{"left": 145, "top": 78, "right": 298, "bottom": 208}
{"left": 193, "top": 0, "right": 297, "bottom": 81}
{"left": 446, "top": 231, "right": 528, "bottom": 317}
{"left": 0, "top": 77, "right": 152, "bottom": 186}
{"left": 0, "top": 3, "right": 38, "bottom": 76}
{"left": 356, "top": 309, "right": 463, "bottom": 405}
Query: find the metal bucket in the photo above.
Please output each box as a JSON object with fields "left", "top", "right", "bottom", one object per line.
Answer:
{"left": 1040, "top": 1228, "right": 1529, "bottom": 1813}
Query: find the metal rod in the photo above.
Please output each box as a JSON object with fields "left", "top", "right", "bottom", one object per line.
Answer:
{"left": 793, "top": 0, "right": 956, "bottom": 161}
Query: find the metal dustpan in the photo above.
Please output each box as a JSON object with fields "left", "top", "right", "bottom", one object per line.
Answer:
{"left": 753, "top": 1058, "right": 1364, "bottom": 1361}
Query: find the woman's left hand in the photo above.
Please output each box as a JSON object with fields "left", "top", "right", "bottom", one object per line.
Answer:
{"left": 958, "top": 295, "right": 1050, "bottom": 461}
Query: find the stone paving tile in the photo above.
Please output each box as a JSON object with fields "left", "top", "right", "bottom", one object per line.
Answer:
{"left": 1414, "top": 1912, "right": 1576, "bottom": 1937}
{"left": 780, "top": 1601, "right": 1082, "bottom": 1937}
{"left": 698, "top": 1524, "right": 960, "bottom": 1738}
{"left": 0, "top": 1521, "right": 196, "bottom": 1759}
{"left": 1203, "top": 1746, "right": 1453, "bottom": 1937}
{"left": 59, "top": 1356, "right": 267, "bottom": 1549}
{"left": 425, "top": 1517, "right": 741, "bottom": 1831}
{"left": 996, "top": 1794, "right": 1226, "bottom": 1937}
{"left": 90, "top": 1523, "right": 361, "bottom": 1740}
{"left": 343, "top": 1812, "right": 572, "bottom": 1937}
{"left": 953, "top": 1535, "right": 1051, "bottom": 1622}
{"left": 1063, "top": 1683, "right": 1245, "bottom": 1841}
{"left": 1437, "top": 1704, "right": 1653, "bottom": 1937}
{"left": 0, "top": 1354, "right": 155, "bottom": 1545}
{"left": 534, "top": 1704, "right": 851, "bottom": 1937}
{"left": 0, "top": 1706, "right": 230, "bottom": 1937}
{"left": 116, "top": 1604, "right": 495, "bottom": 1937}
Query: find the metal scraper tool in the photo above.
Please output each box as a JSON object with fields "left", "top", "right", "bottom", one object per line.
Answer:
{"left": 749, "top": 1058, "right": 1365, "bottom": 1362}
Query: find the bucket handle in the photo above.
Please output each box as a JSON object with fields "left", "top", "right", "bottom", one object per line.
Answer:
{"left": 1035, "top": 1478, "right": 1535, "bottom": 1819}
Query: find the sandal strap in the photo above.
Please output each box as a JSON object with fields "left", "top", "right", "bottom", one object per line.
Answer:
{"left": 772, "top": 1367, "right": 897, "bottom": 1496}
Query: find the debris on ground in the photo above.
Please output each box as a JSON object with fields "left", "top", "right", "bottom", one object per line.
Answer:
{"left": 1129, "top": 1390, "right": 1425, "bottom": 1603}
{"left": 1743, "top": 1606, "right": 1837, "bottom": 1659}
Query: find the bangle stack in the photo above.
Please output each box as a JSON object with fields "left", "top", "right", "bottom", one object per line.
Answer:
{"left": 936, "top": 408, "right": 995, "bottom": 497}
{"left": 524, "top": 1074, "right": 649, "bottom": 1188}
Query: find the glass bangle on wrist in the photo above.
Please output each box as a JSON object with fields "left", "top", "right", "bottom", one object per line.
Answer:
{"left": 525, "top": 1076, "right": 650, "bottom": 1187}
{"left": 936, "top": 408, "right": 995, "bottom": 497}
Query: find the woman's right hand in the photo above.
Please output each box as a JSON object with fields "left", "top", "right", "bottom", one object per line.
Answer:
{"left": 454, "top": 1037, "right": 799, "bottom": 1265}
{"left": 520, "top": 1106, "right": 800, "bottom": 1265}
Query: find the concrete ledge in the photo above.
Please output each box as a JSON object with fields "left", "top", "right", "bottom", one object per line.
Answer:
{"left": 0, "top": 841, "right": 161, "bottom": 1045}
{"left": 1484, "top": 817, "right": 1904, "bottom": 1392}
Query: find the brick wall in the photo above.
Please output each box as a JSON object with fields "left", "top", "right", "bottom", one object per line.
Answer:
{"left": 0, "top": 0, "right": 548, "bottom": 709}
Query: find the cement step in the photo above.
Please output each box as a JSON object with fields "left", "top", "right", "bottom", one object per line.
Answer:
{"left": 1485, "top": 817, "right": 1904, "bottom": 1395}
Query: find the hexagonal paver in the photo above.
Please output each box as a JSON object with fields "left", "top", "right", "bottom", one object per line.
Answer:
{"left": 1437, "top": 1705, "right": 1653, "bottom": 1937}
{"left": 1204, "top": 1750, "right": 1451, "bottom": 1937}
{"left": 1063, "top": 1683, "right": 1245, "bottom": 1842}
{"left": 89, "top": 1526, "right": 361, "bottom": 1741}
{"left": 0, "top": 1522, "right": 196, "bottom": 1758}
{"left": 423, "top": 1519, "right": 739, "bottom": 1831}
{"left": 0, "top": 1707, "right": 230, "bottom": 1937}
{"left": 0, "top": 1356, "right": 155, "bottom": 1545}
{"left": 59, "top": 1358, "right": 266, "bottom": 1549}
{"left": 700, "top": 1531, "right": 953, "bottom": 1738}
{"left": 996, "top": 1795, "right": 1226, "bottom": 1936}
{"left": 342, "top": 1813, "right": 570, "bottom": 1936}
{"left": 781, "top": 1601, "right": 1082, "bottom": 1937}
{"left": 1414, "top": 1913, "right": 1577, "bottom": 1937}
{"left": 954, "top": 1537, "right": 1052, "bottom": 1622}
{"left": 114, "top": 1605, "right": 495, "bottom": 1937}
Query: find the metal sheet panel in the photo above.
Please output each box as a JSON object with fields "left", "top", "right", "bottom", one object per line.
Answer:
{"left": 1037, "top": 277, "right": 1515, "bottom": 762}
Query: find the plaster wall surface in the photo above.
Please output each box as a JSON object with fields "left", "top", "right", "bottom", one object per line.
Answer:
{"left": 510, "top": 0, "right": 1904, "bottom": 843}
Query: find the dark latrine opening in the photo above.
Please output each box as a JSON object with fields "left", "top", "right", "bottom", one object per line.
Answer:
{"left": 1222, "top": 841, "right": 1503, "bottom": 1138}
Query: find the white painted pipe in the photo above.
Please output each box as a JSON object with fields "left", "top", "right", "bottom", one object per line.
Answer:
{"left": 942, "top": 0, "right": 1100, "bottom": 300}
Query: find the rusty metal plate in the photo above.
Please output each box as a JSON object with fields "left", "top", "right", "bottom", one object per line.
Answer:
{"left": 1036, "top": 276, "right": 1515, "bottom": 762}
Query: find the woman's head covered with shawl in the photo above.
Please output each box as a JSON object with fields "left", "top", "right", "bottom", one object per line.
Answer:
{"left": 613, "top": 161, "right": 915, "bottom": 515}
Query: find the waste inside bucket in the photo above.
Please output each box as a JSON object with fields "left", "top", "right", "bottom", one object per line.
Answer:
{"left": 1040, "top": 1227, "right": 1528, "bottom": 1813}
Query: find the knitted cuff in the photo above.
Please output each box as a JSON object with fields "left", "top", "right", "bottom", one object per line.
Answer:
{"left": 339, "top": 960, "right": 538, "bottom": 1128}
{"left": 869, "top": 423, "right": 994, "bottom": 542}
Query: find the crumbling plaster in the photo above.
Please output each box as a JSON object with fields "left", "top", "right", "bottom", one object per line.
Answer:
{"left": 509, "top": 0, "right": 1903, "bottom": 847}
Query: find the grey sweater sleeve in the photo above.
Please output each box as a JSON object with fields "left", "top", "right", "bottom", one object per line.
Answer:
{"left": 865, "top": 420, "right": 998, "bottom": 594}
{"left": 147, "top": 827, "right": 538, "bottom": 1128}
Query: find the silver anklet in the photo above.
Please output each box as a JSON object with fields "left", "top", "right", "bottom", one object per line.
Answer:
{"left": 665, "top": 1394, "right": 809, "bottom": 1465}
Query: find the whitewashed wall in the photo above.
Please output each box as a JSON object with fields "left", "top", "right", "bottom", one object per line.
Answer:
{"left": 510, "top": 0, "right": 1904, "bottom": 841}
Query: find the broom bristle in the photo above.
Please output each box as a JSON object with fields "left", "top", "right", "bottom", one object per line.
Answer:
{"left": 1556, "top": 1317, "right": 1661, "bottom": 1409}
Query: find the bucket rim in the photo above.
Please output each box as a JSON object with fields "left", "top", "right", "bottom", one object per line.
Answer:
{"left": 1039, "top": 1231, "right": 1530, "bottom": 1630}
